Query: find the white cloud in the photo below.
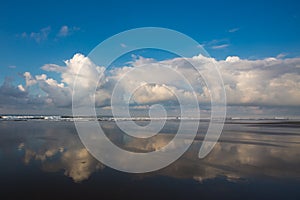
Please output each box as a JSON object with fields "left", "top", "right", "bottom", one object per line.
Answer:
{"left": 211, "top": 44, "right": 229, "bottom": 49}
{"left": 35, "top": 73, "right": 71, "bottom": 107}
{"left": 58, "top": 25, "right": 69, "bottom": 37}
{"left": 2, "top": 53, "right": 299, "bottom": 115}
{"left": 57, "top": 25, "right": 80, "bottom": 37}
{"left": 21, "top": 32, "right": 27, "bottom": 38}
{"left": 120, "top": 43, "right": 127, "bottom": 48}
{"left": 17, "top": 84, "right": 25, "bottom": 92}
{"left": 18, "top": 25, "right": 79, "bottom": 43}
{"left": 220, "top": 57, "right": 300, "bottom": 106}
{"left": 27, "top": 26, "right": 51, "bottom": 43}
{"left": 118, "top": 55, "right": 300, "bottom": 107}
{"left": 203, "top": 39, "right": 230, "bottom": 50}
{"left": 132, "top": 84, "right": 175, "bottom": 104}
{"left": 228, "top": 27, "right": 240, "bottom": 33}
{"left": 20, "top": 54, "right": 106, "bottom": 108}
{"left": 225, "top": 56, "right": 240, "bottom": 62}
{"left": 24, "top": 71, "right": 37, "bottom": 87}
{"left": 276, "top": 53, "right": 288, "bottom": 59}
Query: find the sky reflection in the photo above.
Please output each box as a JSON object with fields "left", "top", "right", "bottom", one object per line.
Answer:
{"left": 1, "top": 120, "right": 300, "bottom": 183}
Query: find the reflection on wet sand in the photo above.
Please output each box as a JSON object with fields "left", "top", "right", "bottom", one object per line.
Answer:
{"left": 17, "top": 128, "right": 105, "bottom": 183}
{"left": 7, "top": 120, "right": 300, "bottom": 183}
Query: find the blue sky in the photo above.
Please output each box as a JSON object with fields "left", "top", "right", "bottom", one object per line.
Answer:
{"left": 1, "top": 0, "right": 300, "bottom": 116}
{"left": 1, "top": 0, "right": 300, "bottom": 77}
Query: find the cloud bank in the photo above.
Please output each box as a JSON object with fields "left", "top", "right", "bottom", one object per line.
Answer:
{"left": 1, "top": 53, "right": 300, "bottom": 116}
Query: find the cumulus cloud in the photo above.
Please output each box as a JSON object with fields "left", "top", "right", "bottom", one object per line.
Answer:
{"left": 0, "top": 77, "right": 28, "bottom": 104}
{"left": 219, "top": 56, "right": 300, "bottom": 106}
{"left": 132, "top": 84, "right": 175, "bottom": 104}
{"left": 1, "top": 53, "right": 300, "bottom": 115}
{"left": 0, "top": 77, "right": 50, "bottom": 113}
{"left": 21, "top": 54, "right": 105, "bottom": 107}
{"left": 24, "top": 71, "right": 37, "bottom": 87}
{"left": 35, "top": 73, "right": 71, "bottom": 107}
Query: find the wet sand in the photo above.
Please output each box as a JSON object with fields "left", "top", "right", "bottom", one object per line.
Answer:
{"left": 0, "top": 120, "right": 300, "bottom": 200}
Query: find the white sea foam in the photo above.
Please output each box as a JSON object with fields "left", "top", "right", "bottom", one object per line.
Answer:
{"left": 0, "top": 115, "right": 298, "bottom": 122}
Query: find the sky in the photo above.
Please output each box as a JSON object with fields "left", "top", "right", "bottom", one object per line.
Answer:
{"left": 0, "top": 0, "right": 300, "bottom": 117}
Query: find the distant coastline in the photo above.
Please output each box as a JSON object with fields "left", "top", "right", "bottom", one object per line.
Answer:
{"left": 0, "top": 115, "right": 298, "bottom": 122}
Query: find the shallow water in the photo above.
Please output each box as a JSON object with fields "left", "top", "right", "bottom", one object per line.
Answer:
{"left": 0, "top": 120, "right": 300, "bottom": 200}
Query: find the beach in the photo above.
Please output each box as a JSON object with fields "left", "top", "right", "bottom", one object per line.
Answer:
{"left": 0, "top": 119, "right": 300, "bottom": 199}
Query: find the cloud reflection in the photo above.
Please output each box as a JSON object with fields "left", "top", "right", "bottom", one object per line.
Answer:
{"left": 15, "top": 123, "right": 105, "bottom": 182}
{"left": 9, "top": 121, "right": 300, "bottom": 183}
